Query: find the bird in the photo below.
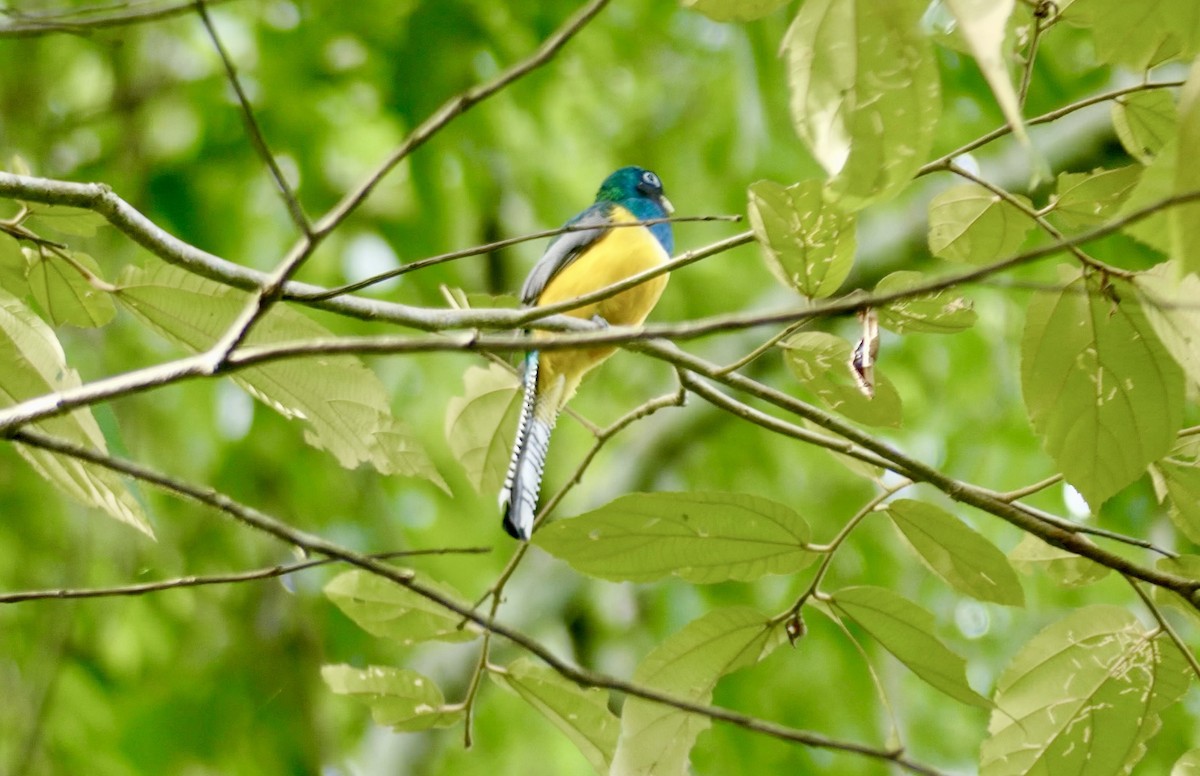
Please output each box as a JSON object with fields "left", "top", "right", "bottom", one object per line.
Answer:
{"left": 498, "top": 166, "right": 675, "bottom": 541}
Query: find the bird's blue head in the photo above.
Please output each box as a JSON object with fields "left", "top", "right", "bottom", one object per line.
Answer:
{"left": 595, "top": 166, "right": 674, "bottom": 254}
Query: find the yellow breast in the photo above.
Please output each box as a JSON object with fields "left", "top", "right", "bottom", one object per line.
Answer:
{"left": 534, "top": 208, "right": 671, "bottom": 403}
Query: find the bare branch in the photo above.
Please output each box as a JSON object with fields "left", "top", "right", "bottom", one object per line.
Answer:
{"left": 0, "top": 0, "right": 241, "bottom": 37}
{"left": 0, "top": 546, "right": 491, "bottom": 604}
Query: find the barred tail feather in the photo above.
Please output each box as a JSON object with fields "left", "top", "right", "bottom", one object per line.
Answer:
{"left": 499, "top": 352, "right": 558, "bottom": 540}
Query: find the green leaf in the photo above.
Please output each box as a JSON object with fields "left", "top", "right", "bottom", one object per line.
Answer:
{"left": 0, "top": 288, "right": 150, "bottom": 535}
{"left": 0, "top": 235, "right": 29, "bottom": 297}
{"left": 1021, "top": 271, "right": 1183, "bottom": 508}
{"left": 28, "top": 251, "right": 115, "bottom": 328}
{"left": 680, "top": 0, "right": 787, "bottom": 22}
{"left": 24, "top": 204, "right": 107, "bottom": 237}
{"left": 612, "top": 607, "right": 783, "bottom": 776}
{"left": 534, "top": 491, "right": 817, "bottom": 583}
{"left": 1120, "top": 140, "right": 1176, "bottom": 254}
{"left": 490, "top": 658, "right": 618, "bottom": 775}
{"left": 324, "top": 569, "right": 479, "bottom": 645}
{"left": 1112, "top": 90, "right": 1177, "bottom": 164}
{"left": 886, "top": 499, "right": 1024, "bottom": 606}
{"left": 321, "top": 665, "right": 463, "bottom": 731}
{"left": 1174, "top": 749, "right": 1200, "bottom": 776}
{"left": 980, "top": 606, "right": 1191, "bottom": 776}
{"left": 1046, "top": 165, "right": 1141, "bottom": 233}
{"left": 928, "top": 183, "right": 1034, "bottom": 265}
{"left": 1066, "top": 0, "right": 1200, "bottom": 70}
{"left": 1154, "top": 556, "right": 1200, "bottom": 624}
{"left": 944, "top": 0, "right": 1030, "bottom": 151}
{"left": 829, "top": 585, "right": 989, "bottom": 709}
{"left": 444, "top": 363, "right": 520, "bottom": 495}
{"left": 782, "top": 0, "right": 940, "bottom": 207}
{"left": 1155, "top": 454, "right": 1200, "bottom": 544}
{"left": 1173, "top": 58, "right": 1200, "bottom": 277}
{"left": 1009, "top": 533, "right": 1110, "bottom": 587}
{"left": 746, "top": 179, "right": 856, "bottom": 298}
{"left": 781, "top": 331, "right": 902, "bottom": 427}
{"left": 116, "top": 263, "right": 444, "bottom": 487}
{"left": 874, "top": 271, "right": 977, "bottom": 334}
{"left": 1135, "top": 264, "right": 1200, "bottom": 386}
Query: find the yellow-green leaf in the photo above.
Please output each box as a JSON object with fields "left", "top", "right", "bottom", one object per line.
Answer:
{"left": 0, "top": 235, "right": 28, "bottom": 297}
{"left": 1046, "top": 165, "right": 1141, "bottom": 233}
{"left": 981, "top": 606, "right": 1190, "bottom": 775}
{"left": 324, "top": 569, "right": 479, "bottom": 645}
{"left": 944, "top": 0, "right": 1029, "bottom": 151}
{"left": 1136, "top": 263, "right": 1200, "bottom": 387}
{"left": 24, "top": 204, "right": 107, "bottom": 237}
{"left": 1120, "top": 140, "right": 1176, "bottom": 254}
{"left": 28, "top": 251, "right": 115, "bottom": 328}
{"left": 612, "top": 607, "right": 782, "bottom": 776}
{"left": 1174, "top": 749, "right": 1200, "bottom": 776}
{"left": 830, "top": 585, "right": 989, "bottom": 709}
{"left": 491, "top": 658, "right": 618, "bottom": 775}
{"left": 782, "top": 0, "right": 940, "bottom": 207}
{"left": 887, "top": 499, "right": 1024, "bottom": 606}
{"left": 928, "top": 183, "right": 1034, "bottom": 265}
{"left": 1066, "top": 0, "right": 1200, "bottom": 70}
{"left": 1173, "top": 58, "right": 1200, "bottom": 276}
{"left": 534, "top": 491, "right": 817, "bottom": 583}
{"left": 747, "top": 179, "right": 856, "bottom": 298}
{"left": 116, "top": 263, "right": 444, "bottom": 487}
{"left": 321, "top": 665, "right": 462, "bottom": 731}
{"left": 1009, "top": 533, "right": 1109, "bottom": 587}
{"left": 1021, "top": 271, "right": 1183, "bottom": 508}
{"left": 874, "top": 271, "right": 977, "bottom": 334}
{"left": 1113, "top": 90, "right": 1177, "bottom": 164}
{"left": 444, "top": 363, "right": 520, "bottom": 495}
{"left": 0, "top": 288, "right": 150, "bottom": 535}
{"left": 781, "top": 331, "right": 902, "bottom": 427}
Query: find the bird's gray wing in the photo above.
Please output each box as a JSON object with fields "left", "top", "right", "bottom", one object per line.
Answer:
{"left": 519, "top": 206, "right": 612, "bottom": 305}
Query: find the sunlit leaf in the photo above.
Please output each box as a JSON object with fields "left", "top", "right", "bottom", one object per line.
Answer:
{"left": 24, "top": 204, "right": 107, "bottom": 237}
{"left": 746, "top": 179, "right": 856, "bottom": 298}
{"left": 830, "top": 585, "right": 988, "bottom": 708}
{"left": 1154, "top": 556, "right": 1200, "bottom": 625}
{"left": 874, "top": 271, "right": 977, "bottom": 334}
{"left": 680, "top": 0, "right": 787, "bottom": 22}
{"left": 980, "top": 606, "right": 1191, "bottom": 775}
{"left": 886, "top": 499, "right": 1024, "bottom": 606}
{"left": 1151, "top": 434, "right": 1200, "bottom": 544}
{"left": 1046, "top": 165, "right": 1141, "bottom": 233}
{"left": 1113, "top": 89, "right": 1177, "bottom": 164}
{"left": 1065, "top": 0, "right": 1200, "bottom": 70}
{"left": 0, "top": 235, "right": 28, "bottom": 297}
{"left": 1021, "top": 270, "right": 1183, "bottom": 508}
{"left": 0, "top": 288, "right": 150, "bottom": 535}
{"left": 1009, "top": 533, "right": 1110, "bottom": 587}
{"left": 782, "top": 0, "right": 940, "bottom": 207}
{"left": 325, "top": 569, "right": 479, "bottom": 645}
{"left": 944, "top": 0, "right": 1030, "bottom": 151}
{"left": 928, "top": 183, "right": 1034, "bottom": 265}
{"left": 1174, "top": 749, "right": 1200, "bottom": 776}
{"left": 1173, "top": 58, "right": 1200, "bottom": 276}
{"left": 781, "top": 332, "right": 902, "bottom": 427}
{"left": 534, "top": 491, "right": 817, "bottom": 583}
{"left": 321, "top": 665, "right": 462, "bottom": 731}
{"left": 444, "top": 363, "right": 520, "bottom": 495}
{"left": 28, "top": 251, "right": 115, "bottom": 328}
{"left": 491, "top": 658, "right": 618, "bottom": 775}
{"left": 1136, "top": 264, "right": 1200, "bottom": 387}
{"left": 116, "top": 263, "right": 445, "bottom": 487}
{"left": 612, "top": 607, "right": 783, "bottom": 776}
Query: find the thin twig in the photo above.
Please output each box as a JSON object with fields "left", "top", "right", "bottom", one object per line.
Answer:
{"left": 0, "top": 546, "right": 491, "bottom": 604}
{"left": 0, "top": 0, "right": 242, "bottom": 37}
{"left": 1126, "top": 576, "right": 1200, "bottom": 682}
{"left": 194, "top": 0, "right": 310, "bottom": 236}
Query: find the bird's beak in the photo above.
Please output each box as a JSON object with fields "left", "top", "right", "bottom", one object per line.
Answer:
{"left": 661, "top": 196, "right": 675, "bottom": 215}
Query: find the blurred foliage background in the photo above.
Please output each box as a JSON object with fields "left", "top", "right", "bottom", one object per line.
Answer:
{"left": 0, "top": 0, "right": 1196, "bottom": 774}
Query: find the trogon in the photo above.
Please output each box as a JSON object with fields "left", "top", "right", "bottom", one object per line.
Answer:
{"left": 499, "top": 166, "right": 674, "bottom": 540}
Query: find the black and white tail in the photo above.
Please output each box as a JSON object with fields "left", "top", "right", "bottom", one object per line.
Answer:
{"left": 499, "top": 352, "right": 557, "bottom": 540}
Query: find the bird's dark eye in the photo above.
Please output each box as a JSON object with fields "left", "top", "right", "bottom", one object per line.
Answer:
{"left": 641, "top": 171, "right": 661, "bottom": 190}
